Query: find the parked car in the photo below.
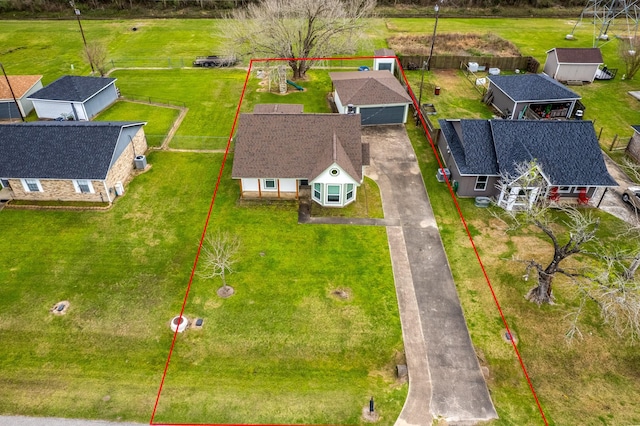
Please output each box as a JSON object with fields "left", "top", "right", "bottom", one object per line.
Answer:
{"left": 192, "top": 56, "right": 237, "bottom": 68}
{"left": 621, "top": 186, "right": 640, "bottom": 210}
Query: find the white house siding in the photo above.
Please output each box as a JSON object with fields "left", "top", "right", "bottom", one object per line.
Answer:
{"left": 19, "top": 80, "right": 43, "bottom": 117}
{"left": 241, "top": 178, "right": 259, "bottom": 192}
{"left": 311, "top": 163, "right": 359, "bottom": 207}
{"left": 32, "top": 99, "right": 73, "bottom": 120}
{"left": 279, "top": 178, "right": 297, "bottom": 193}
{"left": 543, "top": 54, "right": 560, "bottom": 79}
{"left": 84, "top": 84, "right": 118, "bottom": 119}
{"left": 334, "top": 91, "right": 346, "bottom": 114}
{"left": 374, "top": 58, "right": 395, "bottom": 74}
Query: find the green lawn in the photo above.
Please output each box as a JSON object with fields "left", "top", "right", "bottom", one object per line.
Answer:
{"left": 94, "top": 100, "right": 180, "bottom": 148}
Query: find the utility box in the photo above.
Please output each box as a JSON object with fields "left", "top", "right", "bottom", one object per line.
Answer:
{"left": 468, "top": 62, "right": 479, "bottom": 72}
{"left": 134, "top": 155, "right": 147, "bottom": 169}
{"left": 436, "top": 168, "right": 451, "bottom": 182}
{"left": 115, "top": 181, "right": 124, "bottom": 196}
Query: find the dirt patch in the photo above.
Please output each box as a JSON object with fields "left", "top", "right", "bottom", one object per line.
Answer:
{"left": 388, "top": 33, "right": 521, "bottom": 57}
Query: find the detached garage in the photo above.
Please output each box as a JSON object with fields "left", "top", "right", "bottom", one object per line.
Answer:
{"left": 0, "top": 75, "right": 43, "bottom": 120}
{"left": 330, "top": 70, "right": 412, "bottom": 126}
{"left": 28, "top": 75, "right": 118, "bottom": 121}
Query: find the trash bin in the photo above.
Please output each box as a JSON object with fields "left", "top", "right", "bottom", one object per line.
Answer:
{"left": 575, "top": 110, "right": 583, "bottom": 120}
{"left": 434, "top": 86, "right": 440, "bottom": 95}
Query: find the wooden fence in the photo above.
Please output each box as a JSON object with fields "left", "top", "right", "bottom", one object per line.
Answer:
{"left": 400, "top": 55, "right": 540, "bottom": 73}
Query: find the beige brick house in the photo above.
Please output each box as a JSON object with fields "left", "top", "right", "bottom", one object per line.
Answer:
{"left": 0, "top": 121, "right": 147, "bottom": 204}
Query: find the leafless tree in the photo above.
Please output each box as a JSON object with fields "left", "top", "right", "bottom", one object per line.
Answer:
{"left": 222, "top": 0, "right": 376, "bottom": 79}
{"left": 83, "top": 41, "right": 109, "bottom": 76}
{"left": 198, "top": 231, "right": 241, "bottom": 297}
{"left": 494, "top": 161, "right": 600, "bottom": 305}
{"left": 619, "top": 37, "right": 640, "bottom": 79}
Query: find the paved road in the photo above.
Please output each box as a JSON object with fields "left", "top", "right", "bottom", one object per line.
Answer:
{"left": 363, "top": 126, "right": 498, "bottom": 425}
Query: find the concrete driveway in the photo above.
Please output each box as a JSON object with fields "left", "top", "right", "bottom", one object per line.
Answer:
{"left": 363, "top": 125, "right": 498, "bottom": 425}
{"left": 596, "top": 153, "right": 640, "bottom": 226}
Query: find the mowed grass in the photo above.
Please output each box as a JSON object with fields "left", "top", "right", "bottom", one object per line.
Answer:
{"left": 405, "top": 118, "right": 640, "bottom": 425}
{"left": 94, "top": 100, "right": 180, "bottom": 148}
{"left": 0, "top": 150, "right": 405, "bottom": 424}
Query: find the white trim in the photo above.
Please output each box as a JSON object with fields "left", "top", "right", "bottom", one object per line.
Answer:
{"left": 73, "top": 179, "right": 95, "bottom": 194}
{"left": 21, "top": 178, "right": 43, "bottom": 192}
{"left": 474, "top": 175, "right": 489, "bottom": 191}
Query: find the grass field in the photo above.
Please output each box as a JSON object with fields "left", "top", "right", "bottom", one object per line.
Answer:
{"left": 2, "top": 15, "right": 640, "bottom": 425}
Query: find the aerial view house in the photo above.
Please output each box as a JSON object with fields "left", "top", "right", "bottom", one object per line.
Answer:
{"left": 0, "top": 75, "right": 43, "bottom": 120}
{"left": 437, "top": 119, "right": 617, "bottom": 210}
{"left": 373, "top": 48, "right": 397, "bottom": 74}
{"left": 543, "top": 47, "right": 604, "bottom": 84}
{"left": 232, "top": 106, "right": 367, "bottom": 207}
{"left": 486, "top": 73, "right": 582, "bottom": 120}
{"left": 330, "top": 70, "right": 412, "bottom": 125}
{"left": 0, "top": 121, "right": 147, "bottom": 204}
{"left": 27, "top": 75, "right": 119, "bottom": 121}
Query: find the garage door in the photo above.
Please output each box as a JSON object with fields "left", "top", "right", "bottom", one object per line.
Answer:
{"left": 360, "top": 105, "right": 405, "bottom": 125}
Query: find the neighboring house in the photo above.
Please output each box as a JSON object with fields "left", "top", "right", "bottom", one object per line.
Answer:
{"left": 486, "top": 73, "right": 582, "bottom": 120}
{"left": 232, "top": 106, "right": 368, "bottom": 207}
{"left": 543, "top": 47, "right": 604, "bottom": 83}
{"left": 626, "top": 125, "right": 640, "bottom": 162}
{"left": 0, "top": 75, "right": 43, "bottom": 120}
{"left": 330, "top": 70, "right": 412, "bottom": 125}
{"left": 373, "top": 48, "right": 397, "bottom": 74}
{"left": 27, "top": 75, "right": 118, "bottom": 121}
{"left": 0, "top": 121, "right": 147, "bottom": 204}
{"left": 437, "top": 119, "right": 617, "bottom": 210}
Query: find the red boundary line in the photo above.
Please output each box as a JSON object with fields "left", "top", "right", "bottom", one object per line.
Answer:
{"left": 149, "top": 55, "right": 549, "bottom": 426}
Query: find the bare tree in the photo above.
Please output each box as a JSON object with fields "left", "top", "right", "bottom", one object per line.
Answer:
{"left": 619, "top": 37, "right": 640, "bottom": 79}
{"left": 222, "top": 0, "right": 376, "bottom": 79}
{"left": 198, "top": 231, "right": 241, "bottom": 298}
{"left": 494, "top": 161, "right": 600, "bottom": 305}
{"left": 83, "top": 41, "right": 109, "bottom": 76}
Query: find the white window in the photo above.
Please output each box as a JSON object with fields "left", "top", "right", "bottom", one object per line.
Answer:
{"left": 263, "top": 179, "right": 276, "bottom": 191}
{"left": 327, "top": 185, "right": 341, "bottom": 204}
{"left": 313, "top": 183, "right": 322, "bottom": 201}
{"left": 21, "top": 178, "right": 43, "bottom": 192}
{"left": 474, "top": 176, "right": 488, "bottom": 191}
{"left": 346, "top": 184, "right": 354, "bottom": 201}
{"left": 73, "top": 179, "right": 94, "bottom": 194}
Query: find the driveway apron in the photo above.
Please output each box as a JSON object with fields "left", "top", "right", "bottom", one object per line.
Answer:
{"left": 363, "top": 126, "right": 498, "bottom": 425}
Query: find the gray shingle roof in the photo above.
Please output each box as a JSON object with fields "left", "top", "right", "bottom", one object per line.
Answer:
{"left": 374, "top": 48, "right": 396, "bottom": 57}
{"left": 488, "top": 73, "right": 580, "bottom": 102}
{"left": 438, "top": 119, "right": 499, "bottom": 175}
{"left": 27, "top": 75, "right": 117, "bottom": 102}
{"left": 330, "top": 71, "right": 412, "bottom": 106}
{"left": 0, "top": 121, "right": 144, "bottom": 180}
{"left": 550, "top": 48, "right": 604, "bottom": 64}
{"left": 232, "top": 113, "right": 364, "bottom": 181}
{"left": 490, "top": 120, "right": 617, "bottom": 187}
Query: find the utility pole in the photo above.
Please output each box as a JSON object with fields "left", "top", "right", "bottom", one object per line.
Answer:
{"left": 0, "top": 62, "right": 25, "bottom": 122}
{"left": 69, "top": 0, "right": 94, "bottom": 73}
{"left": 417, "top": 2, "right": 441, "bottom": 110}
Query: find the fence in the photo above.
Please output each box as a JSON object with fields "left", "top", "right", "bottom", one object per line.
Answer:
{"left": 110, "top": 57, "right": 191, "bottom": 69}
{"left": 400, "top": 55, "right": 540, "bottom": 73}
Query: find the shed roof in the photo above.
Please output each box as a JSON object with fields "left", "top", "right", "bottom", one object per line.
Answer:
{"left": 488, "top": 73, "right": 580, "bottom": 102}
{"left": 549, "top": 47, "right": 604, "bottom": 64}
{"left": 490, "top": 120, "right": 617, "bottom": 187}
{"left": 0, "top": 75, "right": 42, "bottom": 100}
{"left": 374, "top": 48, "right": 396, "bottom": 57}
{"left": 253, "top": 104, "right": 304, "bottom": 114}
{"left": 330, "top": 70, "right": 412, "bottom": 106}
{"left": 232, "top": 113, "right": 364, "bottom": 181}
{"left": 0, "top": 121, "right": 144, "bottom": 180}
{"left": 27, "top": 75, "right": 117, "bottom": 102}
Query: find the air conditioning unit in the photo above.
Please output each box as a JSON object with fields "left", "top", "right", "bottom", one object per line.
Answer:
{"left": 134, "top": 155, "right": 147, "bottom": 170}
{"left": 436, "top": 168, "right": 451, "bottom": 182}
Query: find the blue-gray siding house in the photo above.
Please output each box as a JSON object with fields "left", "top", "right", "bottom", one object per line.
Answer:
{"left": 486, "top": 73, "right": 581, "bottom": 120}
{"left": 437, "top": 119, "right": 617, "bottom": 210}
{"left": 27, "top": 76, "right": 118, "bottom": 121}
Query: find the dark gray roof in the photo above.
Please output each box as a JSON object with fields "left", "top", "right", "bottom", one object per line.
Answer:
{"left": 27, "top": 75, "right": 117, "bottom": 102}
{"left": 488, "top": 73, "right": 580, "bottom": 102}
{"left": 0, "top": 121, "right": 144, "bottom": 180}
{"left": 490, "top": 120, "right": 617, "bottom": 187}
{"left": 232, "top": 113, "right": 364, "bottom": 181}
{"left": 253, "top": 104, "right": 304, "bottom": 114}
{"left": 330, "top": 71, "right": 412, "bottom": 106}
{"left": 632, "top": 125, "right": 640, "bottom": 133}
{"left": 438, "top": 119, "right": 499, "bottom": 175}
{"left": 549, "top": 48, "right": 604, "bottom": 64}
